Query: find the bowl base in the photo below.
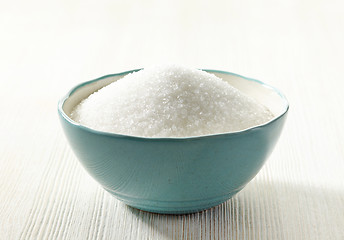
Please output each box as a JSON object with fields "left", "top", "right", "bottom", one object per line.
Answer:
{"left": 103, "top": 188, "right": 244, "bottom": 214}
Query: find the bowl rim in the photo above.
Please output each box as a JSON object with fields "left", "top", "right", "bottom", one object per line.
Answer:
{"left": 58, "top": 69, "right": 289, "bottom": 141}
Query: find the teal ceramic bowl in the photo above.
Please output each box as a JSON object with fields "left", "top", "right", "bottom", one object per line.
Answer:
{"left": 58, "top": 69, "right": 289, "bottom": 214}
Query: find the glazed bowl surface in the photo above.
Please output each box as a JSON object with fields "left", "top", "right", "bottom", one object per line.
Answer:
{"left": 58, "top": 69, "right": 289, "bottom": 214}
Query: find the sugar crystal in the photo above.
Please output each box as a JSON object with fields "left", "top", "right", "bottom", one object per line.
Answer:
{"left": 71, "top": 65, "right": 274, "bottom": 137}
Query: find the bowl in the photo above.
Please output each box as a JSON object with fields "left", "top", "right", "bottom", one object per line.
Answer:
{"left": 58, "top": 69, "right": 289, "bottom": 214}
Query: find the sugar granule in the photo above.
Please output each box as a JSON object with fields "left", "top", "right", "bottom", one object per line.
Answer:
{"left": 71, "top": 65, "right": 274, "bottom": 137}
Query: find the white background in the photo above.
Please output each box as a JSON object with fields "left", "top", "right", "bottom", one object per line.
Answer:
{"left": 1, "top": 0, "right": 344, "bottom": 239}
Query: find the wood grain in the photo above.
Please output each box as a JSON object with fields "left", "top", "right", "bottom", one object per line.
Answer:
{"left": 1, "top": 0, "right": 344, "bottom": 239}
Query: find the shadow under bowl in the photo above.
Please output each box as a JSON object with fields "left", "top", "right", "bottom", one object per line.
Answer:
{"left": 58, "top": 69, "right": 289, "bottom": 214}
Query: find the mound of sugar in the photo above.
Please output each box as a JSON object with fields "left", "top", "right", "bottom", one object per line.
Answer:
{"left": 71, "top": 65, "right": 274, "bottom": 137}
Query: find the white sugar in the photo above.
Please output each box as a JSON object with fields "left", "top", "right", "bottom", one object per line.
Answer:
{"left": 71, "top": 65, "right": 274, "bottom": 137}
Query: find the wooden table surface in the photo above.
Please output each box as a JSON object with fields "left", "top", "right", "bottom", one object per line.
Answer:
{"left": 1, "top": 0, "right": 344, "bottom": 239}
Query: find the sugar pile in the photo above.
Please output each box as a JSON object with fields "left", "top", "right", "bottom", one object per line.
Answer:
{"left": 71, "top": 65, "right": 274, "bottom": 137}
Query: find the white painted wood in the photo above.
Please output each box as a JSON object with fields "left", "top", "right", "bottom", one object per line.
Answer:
{"left": 1, "top": 0, "right": 343, "bottom": 239}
